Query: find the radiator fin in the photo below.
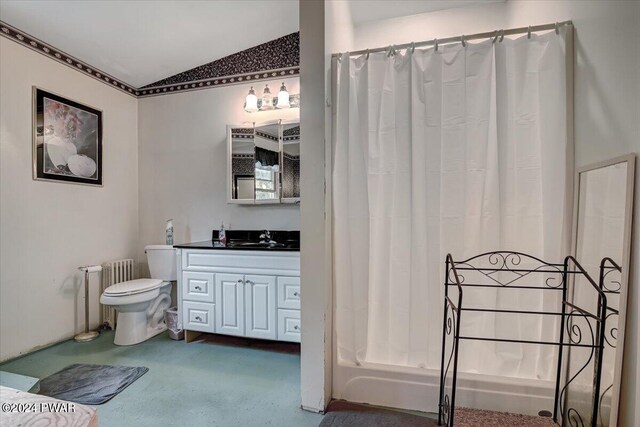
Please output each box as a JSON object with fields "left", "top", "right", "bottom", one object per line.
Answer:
{"left": 101, "top": 259, "right": 135, "bottom": 328}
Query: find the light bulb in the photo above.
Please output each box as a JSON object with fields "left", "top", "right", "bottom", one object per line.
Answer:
{"left": 276, "top": 82, "right": 290, "bottom": 109}
{"left": 261, "top": 84, "right": 273, "bottom": 110}
{"left": 244, "top": 87, "right": 258, "bottom": 113}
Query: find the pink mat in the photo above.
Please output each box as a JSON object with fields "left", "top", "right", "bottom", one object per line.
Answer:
{"left": 454, "top": 407, "right": 558, "bottom": 426}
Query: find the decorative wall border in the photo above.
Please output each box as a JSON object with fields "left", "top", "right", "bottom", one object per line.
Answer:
{"left": 0, "top": 21, "right": 138, "bottom": 97}
{"left": 283, "top": 125, "right": 300, "bottom": 136}
{"left": 138, "top": 67, "right": 299, "bottom": 98}
{"left": 283, "top": 125, "right": 300, "bottom": 142}
{"left": 255, "top": 130, "right": 279, "bottom": 142}
{"left": 142, "top": 31, "right": 299, "bottom": 89}
{"left": 0, "top": 20, "right": 300, "bottom": 99}
{"left": 231, "top": 128, "right": 255, "bottom": 139}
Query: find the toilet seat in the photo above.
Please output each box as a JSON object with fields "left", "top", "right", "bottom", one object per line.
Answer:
{"left": 104, "top": 278, "right": 164, "bottom": 296}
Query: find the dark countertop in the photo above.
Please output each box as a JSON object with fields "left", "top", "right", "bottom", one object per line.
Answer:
{"left": 174, "top": 240, "right": 300, "bottom": 252}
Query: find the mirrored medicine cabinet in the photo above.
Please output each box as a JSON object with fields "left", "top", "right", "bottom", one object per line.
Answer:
{"left": 227, "top": 119, "right": 300, "bottom": 205}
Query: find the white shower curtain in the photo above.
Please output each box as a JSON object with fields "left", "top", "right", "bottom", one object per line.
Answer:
{"left": 333, "top": 29, "right": 572, "bottom": 379}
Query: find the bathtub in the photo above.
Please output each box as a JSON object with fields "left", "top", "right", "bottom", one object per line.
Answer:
{"left": 332, "top": 357, "right": 557, "bottom": 417}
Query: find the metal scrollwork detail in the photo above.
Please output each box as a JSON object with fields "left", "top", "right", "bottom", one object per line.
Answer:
{"left": 601, "top": 267, "right": 621, "bottom": 293}
{"left": 604, "top": 311, "right": 618, "bottom": 348}
{"left": 447, "top": 267, "right": 465, "bottom": 284}
{"left": 567, "top": 408, "right": 586, "bottom": 427}
{"left": 443, "top": 303, "right": 458, "bottom": 375}
{"left": 559, "top": 309, "right": 596, "bottom": 424}
{"left": 449, "top": 251, "right": 564, "bottom": 288}
{"left": 440, "top": 299, "right": 458, "bottom": 427}
{"left": 441, "top": 394, "right": 451, "bottom": 426}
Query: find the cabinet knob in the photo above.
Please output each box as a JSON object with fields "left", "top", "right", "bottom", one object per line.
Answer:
{"left": 195, "top": 286, "right": 202, "bottom": 291}
{"left": 237, "top": 279, "right": 244, "bottom": 284}
{"left": 293, "top": 291, "right": 300, "bottom": 297}
{"left": 294, "top": 325, "right": 300, "bottom": 331}
{"left": 246, "top": 280, "right": 253, "bottom": 285}
{"left": 195, "top": 316, "right": 202, "bottom": 321}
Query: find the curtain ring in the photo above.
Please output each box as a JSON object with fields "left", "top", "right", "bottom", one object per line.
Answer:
{"left": 461, "top": 35, "right": 466, "bottom": 47}
{"left": 492, "top": 30, "right": 499, "bottom": 43}
{"left": 527, "top": 25, "right": 532, "bottom": 39}
{"left": 387, "top": 45, "right": 395, "bottom": 57}
{"left": 499, "top": 29, "right": 505, "bottom": 42}
{"left": 434, "top": 38, "right": 438, "bottom": 51}
{"left": 365, "top": 48, "right": 370, "bottom": 60}
{"left": 555, "top": 22, "right": 560, "bottom": 34}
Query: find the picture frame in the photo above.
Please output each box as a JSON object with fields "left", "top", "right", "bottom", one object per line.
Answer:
{"left": 32, "top": 87, "right": 103, "bottom": 186}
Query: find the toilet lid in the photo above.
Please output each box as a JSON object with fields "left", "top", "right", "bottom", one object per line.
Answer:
{"left": 104, "top": 278, "right": 164, "bottom": 296}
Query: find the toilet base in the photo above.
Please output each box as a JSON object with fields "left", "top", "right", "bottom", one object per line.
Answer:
{"left": 101, "top": 281, "right": 173, "bottom": 346}
{"left": 114, "top": 313, "right": 168, "bottom": 346}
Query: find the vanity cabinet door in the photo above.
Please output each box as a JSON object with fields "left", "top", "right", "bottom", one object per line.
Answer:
{"left": 215, "top": 273, "right": 245, "bottom": 337}
{"left": 244, "top": 275, "right": 277, "bottom": 340}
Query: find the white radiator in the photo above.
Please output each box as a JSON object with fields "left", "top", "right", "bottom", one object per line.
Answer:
{"left": 101, "top": 258, "right": 135, "bottom": 328}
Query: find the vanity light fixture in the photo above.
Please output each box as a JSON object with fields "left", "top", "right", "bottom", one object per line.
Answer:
{"left": 244, "top": 86, "right": 258, "bottom": 113}
{"left": 276, "top": 82, "right": 290, "bottom": 109}
{"left": 261, "top": 84, "right": 274, "bottom": 110}
{"left": 242, "top": 83, "right": 298, "bottom": 112}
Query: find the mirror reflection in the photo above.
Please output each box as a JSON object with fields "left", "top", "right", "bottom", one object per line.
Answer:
{"left": 254, "top": 123, "right": 280, "bottom": 201}
{"left": 230, "top": 127, "right": 255, "bottom": 201}
{"left": 282, "top": 123, "right": 300, "bottom": 200}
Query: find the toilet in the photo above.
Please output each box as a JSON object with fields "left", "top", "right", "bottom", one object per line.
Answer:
{"left": 100, "top": 245, "right": 176, "bottom": 345}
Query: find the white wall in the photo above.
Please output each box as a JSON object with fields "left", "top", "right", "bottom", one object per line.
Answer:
{"left": 344, "top": 1, "right": 640, "bottom": 424}
{"left": 137, "top": 79, "right": 301, "bottom": 269}
{"left": 0, "top": 37, "right": 139, "bottom": 361}
{"left": 299, "top": 0, "right": 332, "bottom": 412}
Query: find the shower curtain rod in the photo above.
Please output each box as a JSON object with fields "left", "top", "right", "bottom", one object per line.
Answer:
{"left": 332, "top": 20, "right": 573, "bottom": 57}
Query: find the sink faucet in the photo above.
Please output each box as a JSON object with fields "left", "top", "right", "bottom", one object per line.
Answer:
{"left": 259, "top": 230, "right": 275, "bottom": 244}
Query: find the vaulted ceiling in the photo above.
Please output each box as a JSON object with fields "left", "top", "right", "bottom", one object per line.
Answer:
{"left": 0, "top": 0, "right": 299, "bottom": 88}
{"left": 0, "top": 0, "right": 506, "bottom": 92}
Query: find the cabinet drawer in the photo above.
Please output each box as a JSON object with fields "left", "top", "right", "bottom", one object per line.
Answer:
{"left": 183, "top": 301, "right": 215, "bottom": 333}
{"left": 183, "top": 250, "right": 300, "bottom": 275}
{"left": 277, "top": 309, "right": 300, "bottom": 343}
{"left": 182, "top": 272, "right": 214, "bottom": 303}
{"left": 277, "top": 277, "right": 300, "bottom": 310}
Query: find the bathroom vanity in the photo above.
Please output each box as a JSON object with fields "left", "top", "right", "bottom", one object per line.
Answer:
{"left": 174, "top": 231, "right": 300, "bottom": 343}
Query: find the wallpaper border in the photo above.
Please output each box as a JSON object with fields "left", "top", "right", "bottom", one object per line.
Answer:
{"left": 0, "top": 21, "right": 138, "bottom": 97}
{"left": 0, "top": 21, "right": 300, "bottom": 99}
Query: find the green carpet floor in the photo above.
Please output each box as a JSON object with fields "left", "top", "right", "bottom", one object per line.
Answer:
{"left": 0, "top": 331, "right": 322, "bottom": 427}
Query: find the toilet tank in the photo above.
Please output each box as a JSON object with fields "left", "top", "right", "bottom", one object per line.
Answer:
{"left": 145, "top": 245, "right": 177, "bottom": 281}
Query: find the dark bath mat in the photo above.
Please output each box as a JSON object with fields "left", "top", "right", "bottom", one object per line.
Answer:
{"left": 38, "top": 363, "right": 148, "bottom": 405}
{"left": 320, "top": 400, "right": 438, "bottom": 427}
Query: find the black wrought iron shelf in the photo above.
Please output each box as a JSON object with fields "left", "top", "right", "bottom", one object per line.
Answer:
{"left": 438, "top": 251, "right": 609, "bottom": 427}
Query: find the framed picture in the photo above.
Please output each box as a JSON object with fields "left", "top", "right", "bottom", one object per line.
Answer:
{"left": 32, "top": 87, "right": 103, "bottom": 186}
